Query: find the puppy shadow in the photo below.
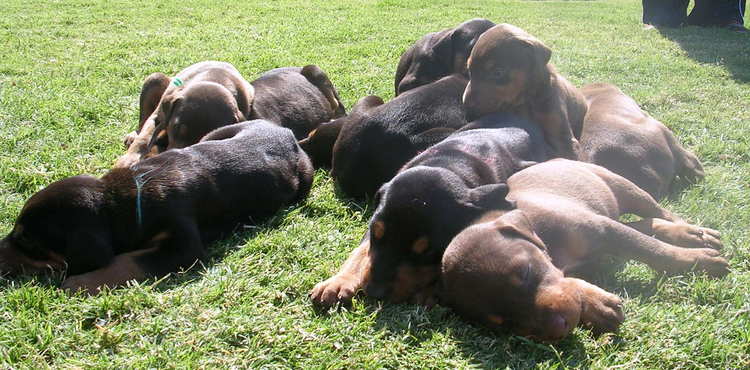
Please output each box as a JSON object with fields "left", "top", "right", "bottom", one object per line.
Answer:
{"left": 656, "top": 26, "right": 750, "bottom": 83}
{"left": 363, "top": 299, "right": 595, "bottom": 368}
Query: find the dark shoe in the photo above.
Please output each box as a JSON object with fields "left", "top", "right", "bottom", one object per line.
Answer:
{"left": 725, "top": 21, "right": 749, "bottom": 32}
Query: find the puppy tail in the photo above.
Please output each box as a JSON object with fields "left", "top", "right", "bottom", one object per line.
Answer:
{"left": 301, "top": 65, "right": 347, "bottom": 118}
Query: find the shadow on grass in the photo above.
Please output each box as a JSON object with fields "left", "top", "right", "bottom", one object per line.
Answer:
{"left": 656, "top": 25, "right": 750, "bottom": 83}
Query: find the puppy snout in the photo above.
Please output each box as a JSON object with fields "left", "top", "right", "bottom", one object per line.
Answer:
{"left": 545, "top": 313, "right": 571, "bottom": 341}
{"left": 365, "top": 282, "right": 389, "bottom": 299}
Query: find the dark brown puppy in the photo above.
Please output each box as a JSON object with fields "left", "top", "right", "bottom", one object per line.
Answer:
{"left": 395, "top": 18, "right": 495, "bottom": 96}
{"left": 0, "top": 121, "right": 313, "bottom": 294}
{"left": 332, "top": 74, "right": 469, "bottom": 199}
{"left": 248, "top": 65, "right": 346, "bottom": 140}
{"left": 462, "top": 24, "right": 587, "bottom": 160}
{"left": 441, "top": 159, "right": 728, "bottom": 342}
{"left": 311, "top": 113, "right": 549, "bottom": 308}
{"left": 117, "top": 61, "right": 254, "bottom": 168}
{"left": 299, "top": 95, "right": 384, "bottom": 169}
{"left": 580, "top": 83, "right": 704, "bottom": 200}
{"left": 117, "top": 63, "right": 344, "bottom": 168}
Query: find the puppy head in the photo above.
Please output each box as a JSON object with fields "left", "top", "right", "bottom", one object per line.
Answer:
{"left": 364, "top": 167, "right": 513, "bottom": 302}
{"left": 396, "top": 18, "right": 495, "bottom": 95}
{"left": 463, "top": 24, "right": 552, "bottom": 121}
{"left": 153, "top": 81, "right": 249, "bottom": 150}
{"left": 441, "top": 210, "right": 583, "bottom": 342}
{"left": 0, "top": 176, "right": 107, "bottom": 276}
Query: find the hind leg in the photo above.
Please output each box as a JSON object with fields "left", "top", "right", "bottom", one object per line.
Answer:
{"left": 301, "top": 65, "right": 346, "bottom": 117}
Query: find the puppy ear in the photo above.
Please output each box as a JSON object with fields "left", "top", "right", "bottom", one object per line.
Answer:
{"left": 467, "top": 184, "right": 513, "bottom": 210}
{"left": 523, "top": 36, "right": 552, "bottom": 67}
{"left": 494, "top": 210, "right": 546, "bottom": 251}
{"left": 139, "top": 73, "right": 170, "bottom": 129}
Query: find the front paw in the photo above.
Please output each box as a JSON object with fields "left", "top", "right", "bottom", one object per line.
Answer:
{"left": 575, "top": 279, "right": 625, "bottom": 335}
{"left": 678, "top": 248, "right": 730, "bottom": 277}
{"left": 657, "top": 223, "right": 722, "bottom": 250}
{"left": 123, "top": 131, "right": 138, "bottom": 149}
{"left": 310, "top": 274, "right": 361, "bottom": 309}
{"left": 408, "top": 283, "right": 438, "bottom": 308}
{"left": 61, "top": 274, "right": 102, "bottom": 296}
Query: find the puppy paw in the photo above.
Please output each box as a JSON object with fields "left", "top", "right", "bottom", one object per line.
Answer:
{"left": 123, "top": 131, "right": 138, "bottom": 149}
{"left": 657, "top": 223, "right": 722, "bottom": 250}
{"left": 576, "top": 280, "right": 625, "bottom": 335}
{"left": 113, "top": 153, "right": 140, "bottom": 169}
{"left": 310, "top": 274, "right": 361, "bottom": 309}
{"left": 61, "top": 275, "right": 102, "bottom": 296}
{"left": 678, "top": 248, "right": 730, "bottom": 277}
{"left": 407, "top": 283, "right": 438, "bottom": 308}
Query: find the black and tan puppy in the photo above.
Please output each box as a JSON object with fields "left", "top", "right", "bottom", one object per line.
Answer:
{"left": 395, "top": 18, "right": 495, "bottom": 96}
{"left": 1, "top": 121, "right": 313, "bottom": 294}
{"left": 580, "top": 83, "right": 704, "bottom": 200}
{"left": 332, "top": 74, "right": 469, "bottom": 199}
{"left": 441, "top": 159, "right": 728, "bottom": 342}
{"left": 116, "top": 62, "right": 344, "bottom": 168}
{"left": 311, "top": 113, "right": 549, "bottom": 308}
{"left": 299, "top": 95, "right": 384, "bottom": 169}
{"left": 462, "top": 24, "right": 587, "bottom": 160}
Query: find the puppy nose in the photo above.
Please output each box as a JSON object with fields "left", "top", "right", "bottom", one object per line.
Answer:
{"left": 365, "top": 283, "right": 389, "bottom": 299}
{"left": 546, "top": 313, "right": 571, "bottom": 341}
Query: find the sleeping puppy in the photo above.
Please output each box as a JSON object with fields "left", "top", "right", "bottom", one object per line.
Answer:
{"left": 580, "top": 83, "right": 704, "bottom": 200}
{"left": 440, "top": 159, "right": 728, "bottom": 342}
{"left": 332, "top": 74, "right": 469, "bottom": 199}
{"left": 462, "top": 24, "right": 587, "bottom": 160}
{"left": 1, "top": 121, "right": 313, "bottom": 294}
{"left": 116, "top": 63, "right": 344, "bottom": 168}
{"left": 117, "top": 61, "right": 254, "bottom": 168}
{"left": 395, "top": 18, "right": 495, "bottom": 96}
{"left": 310, "top": 113, "right": 549, "bottom": 308}
{"left": 299, "top": 95, "right": 384, "bottom": 169}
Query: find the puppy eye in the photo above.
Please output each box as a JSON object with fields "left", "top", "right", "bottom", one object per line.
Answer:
{"left": 521, "top": 263, "right": 531, "bottom": 282}
{"left": 492, "top": 69, "right": 510, "bottom": 84}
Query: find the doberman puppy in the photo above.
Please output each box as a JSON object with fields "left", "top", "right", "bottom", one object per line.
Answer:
{"left": 580, "top": 83, "right": 704, "bottom": 200}
{"left": 1, "top": 121, "right": 313, "bottom": 294}
{"left": 311, "top": 113, "right": 549, "bottom": 308}
{"left": 116, "top": 62, "right": 344, "bottom": 168}
{"left": 395, "top": 18, "right": 495, "bottom": 96}
{"left": 332, "top": 74, "right": 469, "bottom": 199}
{"left": 440, "top": 159, "right": 728, "bottom": 342}
{"left": 299, "top": 95, "right": 384, "bottom": 169}
{"left": 462, "top": 24, "right": 587, "bottom": 160}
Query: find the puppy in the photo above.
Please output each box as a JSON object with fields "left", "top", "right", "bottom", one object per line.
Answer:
{"left": 395, "top": 18, "right": 495, "bottom": 96}
{"left": 311, "top": 113, "right": 549, "bottom": 308}
{"left": 116, "top": 63, "right": 344, "bottom": 168}
{"left": 441, "top": 159, "right": 728, "bottom": 342}
{"left": 462, "top": 24, "right": 587, "bottom": 160}
{"left": 1, "top": 121, "right": 313, "bottom": 294}
{"left": 299, "top": 95, "right": 384, "bottom": 169}
{"left": 332, "top": 74, "right": 469, "bottom": 199}
{"left": 580, "top": 83, "right": 704, "bottom": 200}
{"left": 117, "top": 61, "right": 254, "bottom": 168}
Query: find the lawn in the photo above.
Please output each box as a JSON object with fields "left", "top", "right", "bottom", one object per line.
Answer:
{"left": 1, "top": 0, "right": 749, "bottom": 367}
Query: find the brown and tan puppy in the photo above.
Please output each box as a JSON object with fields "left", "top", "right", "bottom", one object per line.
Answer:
{"left": 116, "top": 63, "right": 345, "bottom": 168}
{"left": 440, "top": 159, "right": 728, "bottom": 342}
{"left": 580, "top": 83, "right": 704, "bottom": 200}
{"left": 462, "top": 24, "right": 587, "bottom": 159}
{"left": 395, "top": 18, "right": 495, "bottom": 96}
{"left": 117, "top": 61, "right": 254, "bottom": 168}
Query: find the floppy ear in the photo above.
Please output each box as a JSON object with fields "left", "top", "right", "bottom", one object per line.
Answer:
{"left": 138, "top": 73, "right": 170, "bottom": 130}
{"left": 494, "top": 210, "right": 546, "bottom": 251}
{"left": 467, "top": 184, "right": 514, "bottom": 210}
{"left": 237, "top": 82, "right": 255, "bottom": 118}
{"left": 522, "top": 36, "right": 552, "bottom": 67}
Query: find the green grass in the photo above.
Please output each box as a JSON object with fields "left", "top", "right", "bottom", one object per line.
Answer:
{"left": 1, "top": 0, "right": 749, "bottom": 367}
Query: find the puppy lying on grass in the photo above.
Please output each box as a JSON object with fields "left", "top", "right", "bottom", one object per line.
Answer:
{"left": 311, "top": 113, "right": 548, "bottom": 308}
{"left": 117, "top": 62, "right": 344, "bottom": 168}
{"left": 1, "top": 121, "right": 313, "bottom": 295}
{"left": 440, "top": 159, "right": 728, "bottom": 342}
